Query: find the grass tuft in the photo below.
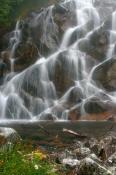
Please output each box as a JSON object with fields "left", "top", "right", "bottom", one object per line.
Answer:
{"left": 0, "top": 141, "right": 58, "bottom": 175}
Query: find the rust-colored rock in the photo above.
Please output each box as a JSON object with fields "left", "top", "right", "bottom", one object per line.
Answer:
{"left": 14, "top": 42, "right": 39, "bottom": 72}
{"left": 68, "top": 105, "right": 81, "bottom": 120}
{"left": 81, "top": 110, "right": 116, "bottom": 121}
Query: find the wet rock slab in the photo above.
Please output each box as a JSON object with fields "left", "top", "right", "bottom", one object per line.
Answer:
{"left": 0, "top": 121, "right": 115, "bottom": 145}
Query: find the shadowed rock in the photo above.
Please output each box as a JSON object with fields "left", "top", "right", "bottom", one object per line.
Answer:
{"left": 84, "top": 97, "right": 114, "bottom": 114}
{"left": 78, "top": 27, "right": 109, "bottom": 61}
{"left": 92, "top": 57, "right": 116, "bottom": 91}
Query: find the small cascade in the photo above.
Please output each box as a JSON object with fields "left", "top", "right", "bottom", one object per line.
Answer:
{"left": 75, "top": 0, "right": 100, "bottom": 28}
{"left": 32, "top": 5, "right": 58, "bottom": 54}
{"left": 0, "top": 0, "right": 116, "bottom": 121}
{"left": 60, "top": 27, "right": 77, "bottom": 49}
{"left": 0, "top": 92, "right": 8, "bottom": 119}
{"left": 107, "top": 11, "right": 116, "bottom": 58}
{"left": 9, "top": 21, "right": 22, "bottom": 72}
{"left": 112, "top": 11, "right": 116, "bottom": 31}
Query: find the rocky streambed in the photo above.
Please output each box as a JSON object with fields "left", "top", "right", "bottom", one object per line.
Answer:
{"left": 0, "top": 121, "right": 116, "bottom": 175}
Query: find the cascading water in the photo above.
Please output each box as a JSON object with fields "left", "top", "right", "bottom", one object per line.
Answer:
{"left": 9, "top": 21, "right": 22, "bottom": 72}
{"left": 1, "top": 0, "right": 116, "bottom": 121}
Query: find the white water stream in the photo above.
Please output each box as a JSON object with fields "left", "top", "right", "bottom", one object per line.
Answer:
{"left": 0, "top": 0, "right": 116, "bottom": 120}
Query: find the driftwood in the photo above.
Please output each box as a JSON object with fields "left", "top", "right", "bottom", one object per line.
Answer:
{"left": 62, "top": 128, "right": 88, "bottom": 137}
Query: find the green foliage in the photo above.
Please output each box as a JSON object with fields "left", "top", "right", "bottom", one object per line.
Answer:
{"left": 0, "top": 0, "right": 55, "bottom": 29}
{"left": 0, "top": 0, "right": 23, "bottom": 27}
{"left": 0, "top": 142, "right": 58, "bottom": 175}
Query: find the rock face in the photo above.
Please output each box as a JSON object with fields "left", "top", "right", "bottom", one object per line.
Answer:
{"left": 0, "top": 0, "right": 116, "bottom": 120}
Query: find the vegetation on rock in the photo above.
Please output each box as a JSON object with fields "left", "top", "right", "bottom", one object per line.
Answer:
{"left": 0, "top": 141, "right": 58, "bottom": 175}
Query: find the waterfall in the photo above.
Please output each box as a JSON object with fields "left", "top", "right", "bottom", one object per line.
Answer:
{"left": 9, "top": 21, "right": 22, "bottom": 72}
{"left": 0, "top": 0, "right": 116, "bottom": 121}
